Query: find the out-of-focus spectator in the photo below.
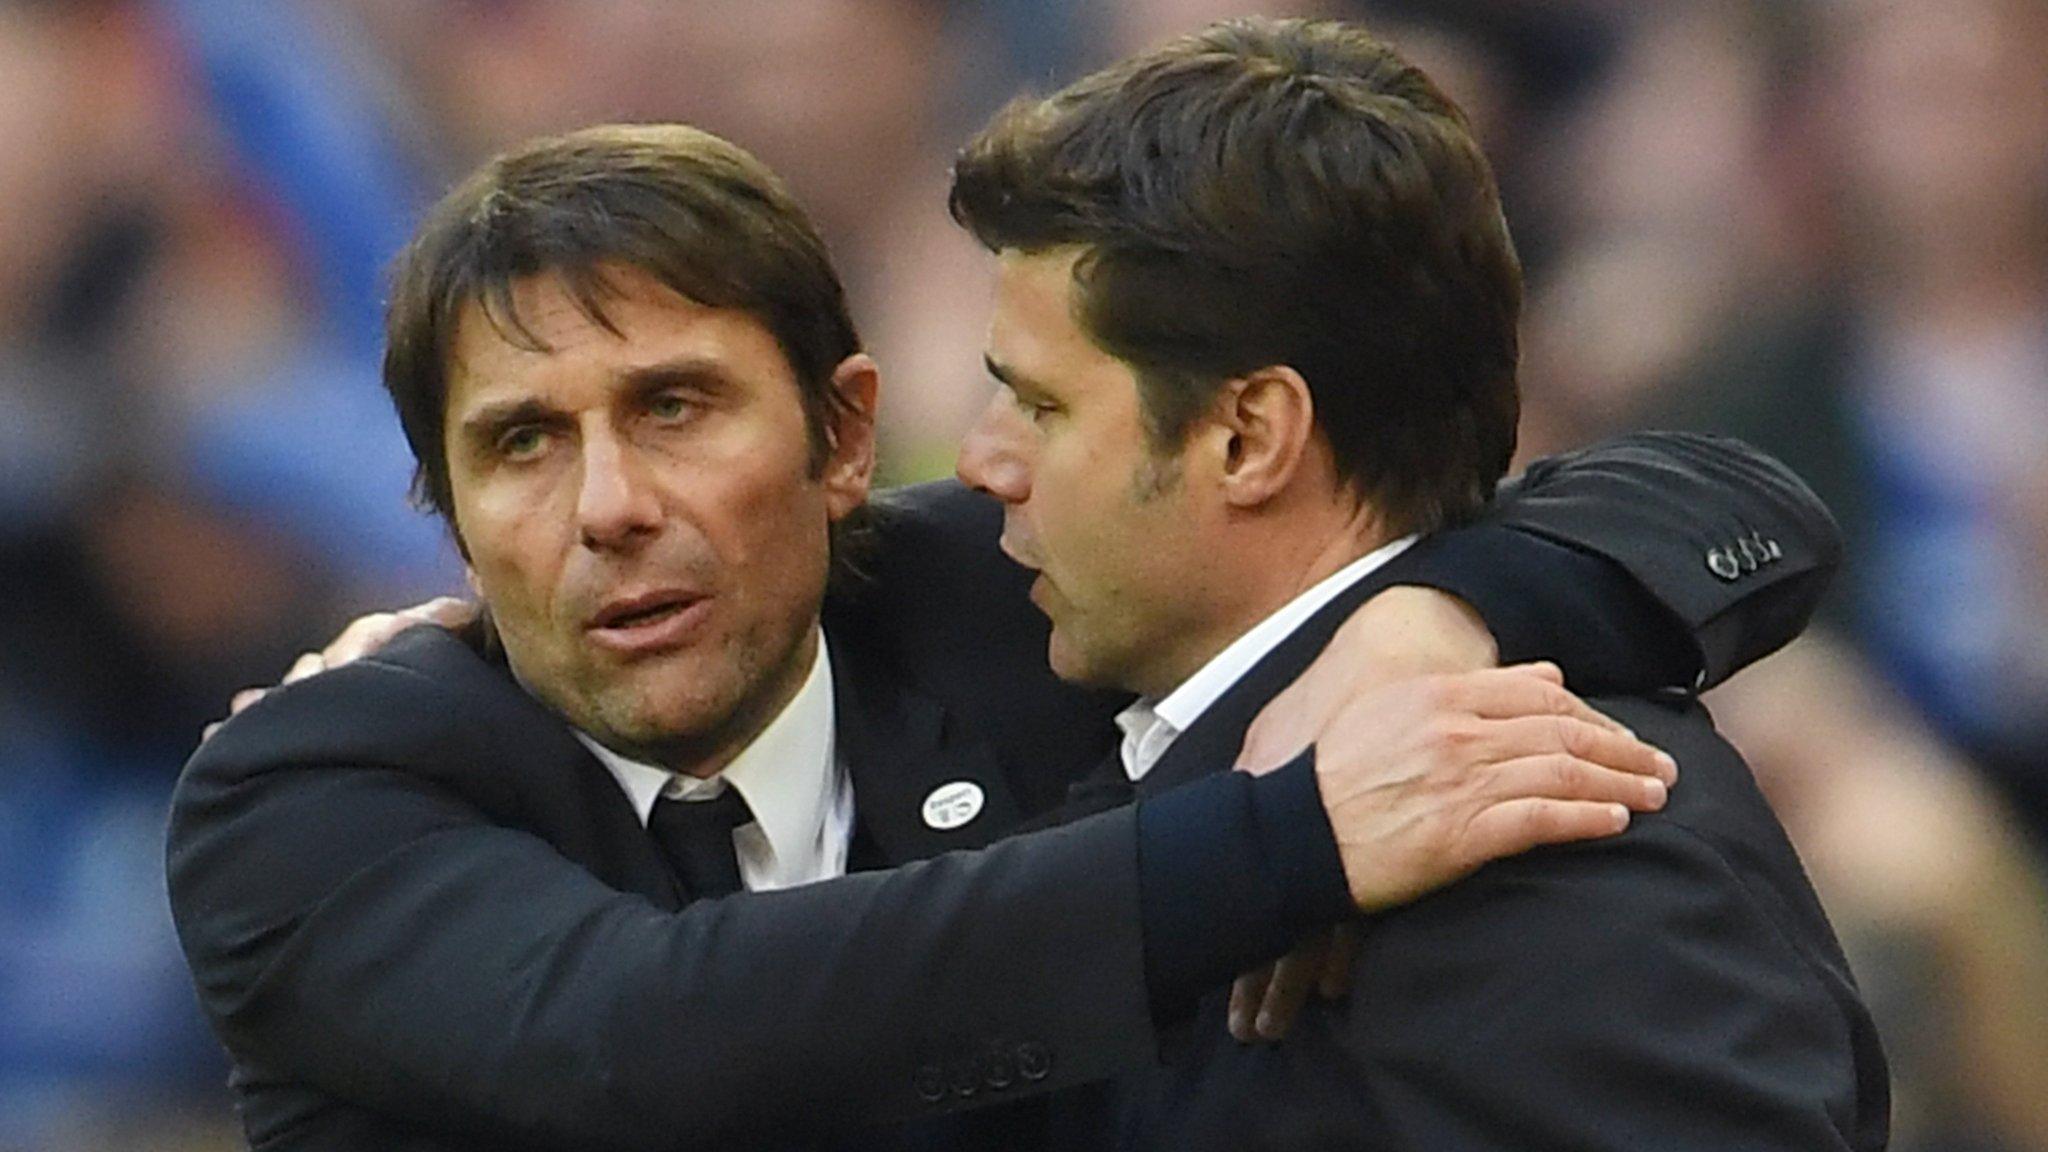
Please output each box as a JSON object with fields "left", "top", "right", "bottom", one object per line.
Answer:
{"left": 1515, "top": 0, "right": 1809, "bottom": 457}
{"left": 320, "top": 0, "right": 1000, "bottom": 478}
{"left": 0, "top": 3, "right": 353, "bottom": 1147}
{"left": 1654, "top": 0, "right": 2048, "bottom": 845}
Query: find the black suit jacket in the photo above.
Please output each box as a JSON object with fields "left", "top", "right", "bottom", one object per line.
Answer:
{"left": 1102, "top": 556, "right": 1889, "bottom": 1152}
{"left": 167, "top": 433, "right": 1845, "bottom": 1150}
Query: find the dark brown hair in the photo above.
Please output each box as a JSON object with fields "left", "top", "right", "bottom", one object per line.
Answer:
{"left": 383, "top": 123, "right": 862, "bottom": 534}
{"left": 950, "top": 17, "right": 1522, "bottom": 534}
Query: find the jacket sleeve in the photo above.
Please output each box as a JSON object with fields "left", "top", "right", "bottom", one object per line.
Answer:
{"left": 1397, "top": 431, "right": 1842, "bottom": 693}
{"left": 165, "top": 661, "right": 1341, "bottom": 1150}
{"left": 168, "top": 717, "right": 1143, "bottom": 1148}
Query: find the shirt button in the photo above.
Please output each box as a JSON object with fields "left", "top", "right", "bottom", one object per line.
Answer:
{"left": 913, "top": 1064, "right": 946, "bottom": 1103}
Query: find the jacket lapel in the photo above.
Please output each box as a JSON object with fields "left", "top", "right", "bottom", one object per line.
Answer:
{"left": 832, "top": 647, "right": 1026, "bottom": 868}
{"left": 415, "top": 625, "right": 684, "bottom": 909}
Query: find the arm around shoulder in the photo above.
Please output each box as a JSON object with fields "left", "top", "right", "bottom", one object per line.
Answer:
{"left": 1413, "top": 431, "right": 1843, "bottom": 692}
{"left": 168, "top": 665, "right": 1159, "bottom": 1149}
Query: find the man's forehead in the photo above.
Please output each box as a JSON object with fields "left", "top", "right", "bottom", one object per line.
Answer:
{"left": 444, "top": 270, "right": 785, "bottom": 399}
{"left": 988, "top": 250, "right": 1083, "bottom": 348}
{"left": 451, "top": 270, "right": 694, "bottom": 361}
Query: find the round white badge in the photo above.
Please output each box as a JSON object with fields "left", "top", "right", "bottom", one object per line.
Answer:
{"left": 922, "top": 781, "right": 986, "bottom": 831}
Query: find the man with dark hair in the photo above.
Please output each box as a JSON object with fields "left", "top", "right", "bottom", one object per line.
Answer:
{"left": 382, "top": 126, "right": 867, "bottom": 532}
{"left": 171, "top": 115, "right": 1838, "bottom": 1152}
{"left": 948, "top": 17, "right": 1885, "bottom": 1150}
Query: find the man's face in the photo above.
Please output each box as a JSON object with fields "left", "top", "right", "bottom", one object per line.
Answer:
{"left": 956, "top": 249, "right": 1223, "bottom": 698}
{"left": 443, "top": 265, "right": 872, "bottom": 770}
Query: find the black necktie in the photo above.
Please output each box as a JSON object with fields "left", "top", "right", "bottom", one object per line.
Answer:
{"left": 648, "top": 788, "right": 753, "bottom": 900}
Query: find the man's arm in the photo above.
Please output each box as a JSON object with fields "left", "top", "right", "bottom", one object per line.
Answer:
{"left": 1398, "top": 430, "right": 1841, "bottom": 694}
{"left": 168, "top": 657, "right": 1667, "bottom": 1150}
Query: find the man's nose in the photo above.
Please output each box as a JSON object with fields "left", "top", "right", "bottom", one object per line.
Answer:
{"left": 956, "top": 394, "right": 1032, "bottom": 504}
{"left": 576, "top": 431, "right": 662, "bottom": 551}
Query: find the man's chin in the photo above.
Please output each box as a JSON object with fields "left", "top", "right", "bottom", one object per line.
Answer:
{"left": 1046, "top": 632, "right": 1113, "bottom": 689}
{"left": 579, "top": 707, "right": 726, "bottom": 768}
{"left": 570, "top": 678, "right": 737, "bottom": 762}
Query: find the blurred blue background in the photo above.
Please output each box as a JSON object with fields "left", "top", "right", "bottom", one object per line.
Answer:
{"left": 1, "top": 1, "right": 2044, "bottom": 1148}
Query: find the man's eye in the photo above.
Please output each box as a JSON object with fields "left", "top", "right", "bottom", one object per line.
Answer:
{"left": 648, "top": 392, "right": 695, "bottom": 421}
{"left": 497, "top": 426, "right": 549, "bottom": 459}
{"left": 1010, "top": 390, "right": 1058, "bottom": 424}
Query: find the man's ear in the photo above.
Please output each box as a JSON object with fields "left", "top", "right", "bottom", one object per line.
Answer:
{"left": 1210, "top": 365, "right": 1316, "bottom": 509}
{"left": 821, "top": 353, "right": 881, "bottom": 520}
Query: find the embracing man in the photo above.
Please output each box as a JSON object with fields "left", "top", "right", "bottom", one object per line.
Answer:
{"left": 168, "top": 18, "right": 1870, "bottom": 1152}
{"left": 943, "top": 17, "right": 1886, "bottom": 1150}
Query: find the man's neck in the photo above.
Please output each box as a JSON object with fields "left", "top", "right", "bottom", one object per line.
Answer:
{"left": 510, "top": 625, "right": 823, "bottom": 780}
{"left": 1134, "top": 504, "right": 1395, "bottom": 700}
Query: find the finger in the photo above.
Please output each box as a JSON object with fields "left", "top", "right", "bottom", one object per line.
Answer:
{"left": 1455, "top": 666, "right": 1633, "bottom": 737}
{"left": 1460, "top": 797, "right": 1632, "bottom": 868}
{"left": 200, "top": 720, "right": 223, "bottom": 743}
{"left": 1317, "top": 923, "right": 1360, "bottom": 1000}
{"left": 323, "top": 613, "right": 416, "bottom": 666}
{"left": 1480, "top": 715, "right": 1677, "bottom": 786}
{"left": 400, "top": 596, "right": 478, "bottom": 629}
{"left": 1475, "top": 751, "right": 1670, "bottom": 812}
{"left": 283, "top": 652, "right": 326, "bottom": 685}
{"left": 230, "top": 688, "right": 266, "bottom": 716}
{"left": 1228, "top": 965, "right": 1274, "bottom": 1042}
{"left": 1255, "top": 944, "right": 1329, "bottom": 1040}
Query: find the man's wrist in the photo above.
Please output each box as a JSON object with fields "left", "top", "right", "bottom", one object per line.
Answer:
{"left": 1134, "top": 755, "right": 1350, "bottom": 1021}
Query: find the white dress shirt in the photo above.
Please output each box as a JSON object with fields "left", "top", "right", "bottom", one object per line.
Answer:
{"left": 1116, "top": 535, "right": 1419, "bottom": 783}
{"left": 572, "top": 632, "right": 853, "bottom": 891}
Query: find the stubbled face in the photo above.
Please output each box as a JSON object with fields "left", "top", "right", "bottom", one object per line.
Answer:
{"left": 443, "top": 266, "right": 870, "bottom": 771}
{"left": 956, "top": 249, "right": 1224, "bottom": 698}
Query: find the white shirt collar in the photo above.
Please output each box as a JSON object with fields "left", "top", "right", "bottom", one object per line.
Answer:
{"left": 572, "top": 632, "right": 842, "bottom": 887}
{"left": 1116, "top": 535, "right": 1418, "bottom": 782}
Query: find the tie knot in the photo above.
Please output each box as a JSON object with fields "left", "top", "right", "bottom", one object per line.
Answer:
{"left": 655, "top": 786, "right": 752, "bottom": 834}
{"left": 649, "top": 787, "right": 754, "bottom": 900}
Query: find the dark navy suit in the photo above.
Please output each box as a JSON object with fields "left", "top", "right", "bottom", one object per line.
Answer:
{"left": 167, "top": 433, "right": 1849, "bottom": 1150}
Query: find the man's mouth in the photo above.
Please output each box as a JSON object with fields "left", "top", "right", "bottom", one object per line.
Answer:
{"left": 586, "top": 591, "right": 709, "bottom": 653}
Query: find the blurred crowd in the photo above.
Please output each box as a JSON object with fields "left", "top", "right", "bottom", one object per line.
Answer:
{"left": 0, "top": 0, "right": 2043, "bottom": 1149}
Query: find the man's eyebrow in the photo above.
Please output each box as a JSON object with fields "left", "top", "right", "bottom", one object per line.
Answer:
{"left": 619, "top": 356, "right": 735, "bottom": 395}
{"left": 458, "top": 397, "right": 558, "bottom": 443}
{"left": 455, "top": 357, "right": 736, "bottom": 444}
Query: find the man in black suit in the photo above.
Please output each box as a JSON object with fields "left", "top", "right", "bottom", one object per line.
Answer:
{"left": 169, "top": 122, "right": 1838, "bottom": 1152}
{"left": 946, "top": 16, "right": 1886, "bottom": 1150}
